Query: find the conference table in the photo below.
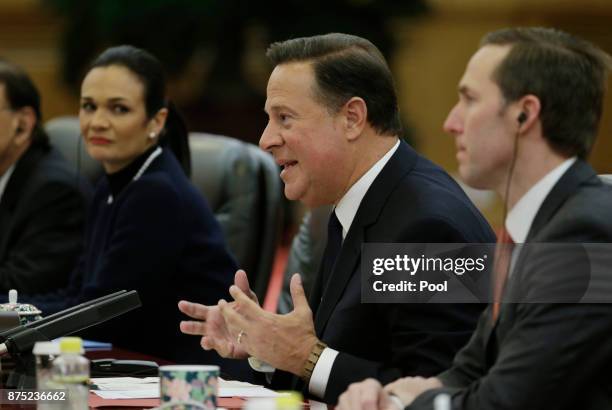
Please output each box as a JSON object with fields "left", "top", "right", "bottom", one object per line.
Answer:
{"left": 2, "top": 346, "right": 323, "bottom": 409}
{"left": 88, "top": 346, "right": 245, "bottom": 409}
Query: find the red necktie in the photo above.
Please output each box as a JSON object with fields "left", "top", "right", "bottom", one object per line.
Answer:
{"left": 492, "top": 228, "right": 515, "bottom": 322}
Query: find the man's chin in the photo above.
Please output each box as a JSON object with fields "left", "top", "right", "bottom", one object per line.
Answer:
{"left": 460, "top": 169, "right": 494, "bottom": 191}
{"left": 284, "top": 185, "right": 333, "bottom": 207}
{"left": 283, "top": 185, "right": 302, "bottom": 202}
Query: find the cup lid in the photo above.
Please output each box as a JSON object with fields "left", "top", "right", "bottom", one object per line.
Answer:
{"left": 33, "top": 341, "right": 61, "bottom": 356}
{"left": 0, "top": 289, "right": 42, "bottom": 315}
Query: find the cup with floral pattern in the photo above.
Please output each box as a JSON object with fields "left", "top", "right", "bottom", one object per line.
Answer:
{"left": 159, "top": 365, "right": 219, "bottom": 410}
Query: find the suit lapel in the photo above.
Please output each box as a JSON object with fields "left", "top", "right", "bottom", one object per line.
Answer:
{"left": 526, "top": 160, "right": 597, "bottom": 241}
{"left": 314, "top": 226, "right": 362, "bottom": 335}
{"left": 0, "top": 204, "right": 11, "bottom": 256}
{"left": 313, "top": 141, "right": 418, "bottom": 335}
{"left": 0, "top": 144, "right": 46, "bottom": 257}
{"left": 483, "top": 160, "right": 598, "bottom": 348}
{"left": 1, "top": 144, "right": 46, "bottom": 211}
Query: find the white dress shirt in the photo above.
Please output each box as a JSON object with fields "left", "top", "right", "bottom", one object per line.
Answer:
{"left": 0, "top": 165, "right": 16, "bottom": 204}
{"left": 309, "top": 139, "right": 400, "bottom": 398}
{"left": 504, "top": 157, "right": 576, "bottom": 277}
{"left": 506, "top": 157, "right": 576, "bottom": 243}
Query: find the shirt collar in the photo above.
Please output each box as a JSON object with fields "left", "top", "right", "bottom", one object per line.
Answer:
{"left": 106, "top": 144, "right": 160, "bottom": 198}
{"left": 506, "top": 157, "right": 576, "bottom": 243}
{"left": 0, "top": 165, "right": 16, "bottom": 204}
{"left": 335, "top": 139, "right": 400, "bottom": 239}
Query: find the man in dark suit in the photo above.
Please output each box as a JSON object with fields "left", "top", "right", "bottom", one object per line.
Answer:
{"left": 337, "top": 27, "right": 612, "bottom": 410}
{"left": 179, "top": 33, "right": 494, "bottom": 403}
{"left": 0, "top": 59, "right": 90, "bottom": 294}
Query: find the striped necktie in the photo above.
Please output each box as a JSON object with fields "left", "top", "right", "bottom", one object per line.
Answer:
{"left": 492, "top": 227, "right": 515, "bottom": 322}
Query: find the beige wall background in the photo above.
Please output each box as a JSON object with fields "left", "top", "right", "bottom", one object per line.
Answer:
{"left": 0, "top": 0, "right": 78, "bottom": 121}
{"left": 392, "top": 0, "right": 612, "bottom": 226}
{"left": 1, "top": 0, "right": 611, "bottom": 228}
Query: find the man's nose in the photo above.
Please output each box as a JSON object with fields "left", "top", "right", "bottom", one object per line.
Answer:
{"left": 259, "top": 122, "right": 283, "bottom": 151}
{"left": 443, "top": 104, "right": 463, "bottom": 136}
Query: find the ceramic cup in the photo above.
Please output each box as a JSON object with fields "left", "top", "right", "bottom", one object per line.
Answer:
{"left": 0, "top": 289, "right": 42, "bottom": 325}
{"left": 159, "top": 365, "right": 219, "bottom": 410}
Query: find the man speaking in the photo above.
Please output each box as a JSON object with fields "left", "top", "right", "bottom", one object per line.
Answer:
{"left": 179, "top": 33, "right": 494, "bottom": 404}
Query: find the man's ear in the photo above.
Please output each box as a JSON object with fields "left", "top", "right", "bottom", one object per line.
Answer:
{"left": 343, "top": 97, "right": 367, "bottom": 142}
{"left": 13, "top": 106, "right": 36, "bottom": 146}
{"left": 515, "top": 94, "right": 541, "bottom": 132}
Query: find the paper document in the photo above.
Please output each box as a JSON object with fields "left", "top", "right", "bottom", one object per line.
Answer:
{"left": 93, "top": 389, "right": 159, "bottom": 399}
{"left": 91, "top": 376, "right": 281, "bottom": 399}
{"left": 92, "top": 376, "right": 158, "bottom": 390}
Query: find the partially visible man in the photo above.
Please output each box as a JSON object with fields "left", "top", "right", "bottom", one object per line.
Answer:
{"left": 0, "top": 59, "right": 90, "bottom": 294}
{"left": 179, "top": 33, "right": 494, "bottom": 404}
{"left": 337, "top": 27, "right": 612, "bottom": 410}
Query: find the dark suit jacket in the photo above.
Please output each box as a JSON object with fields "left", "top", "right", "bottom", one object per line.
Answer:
{"left": 411, "top": 160, "right": 612, "bottom": 410}
{"left": 19, "top": 148, "right": 240, "bottom": 370}
{"left": 272, "top": 142, "right": 495, "bottom": 403}
{"left": 0, "top": 143, "right": 90, "bottom": 294}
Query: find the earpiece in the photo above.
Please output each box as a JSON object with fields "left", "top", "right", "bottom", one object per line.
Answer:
{"left": 148, "top": 132, "right": 156, "bottom": 139}
{"left": 517, "top": 112, "right": 527, "bottom": 124}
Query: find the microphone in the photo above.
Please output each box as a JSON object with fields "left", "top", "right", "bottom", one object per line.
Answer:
{"left": 0, "top": 290, "right": 141, "bottom": 357}
{"left": 0, "top": 290, "right": 127, "bottom": 342}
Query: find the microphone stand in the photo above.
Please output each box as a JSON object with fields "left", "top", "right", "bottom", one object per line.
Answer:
{"left": 0, "top": 290, "right": 141, "bottom": 389}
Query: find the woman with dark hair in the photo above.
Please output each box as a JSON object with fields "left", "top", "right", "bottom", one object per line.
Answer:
{"left": 17, "top": 46, "right": 237, "bottom": 365}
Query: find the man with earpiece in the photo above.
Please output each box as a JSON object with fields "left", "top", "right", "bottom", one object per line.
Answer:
{"left": 0, "top": 59, "right": 91, "bottom": 295}
{"left": 337, "top": 27, "right": 612, "bottom": 410}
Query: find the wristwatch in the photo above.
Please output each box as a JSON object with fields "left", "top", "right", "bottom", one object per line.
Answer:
{"left": 300, "top": 340, "right": 327, "bottom": 383}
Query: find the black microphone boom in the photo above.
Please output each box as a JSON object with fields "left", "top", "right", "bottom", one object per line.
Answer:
{"left": 0, "top": 290, "right": 127, "bottom": 343}
{"left": 0, "top": 290, "right": 141, "bottom": 357}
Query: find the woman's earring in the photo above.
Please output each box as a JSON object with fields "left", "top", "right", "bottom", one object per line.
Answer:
{"left": 149, "top": 132, "right": 156, "bottom": 139}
